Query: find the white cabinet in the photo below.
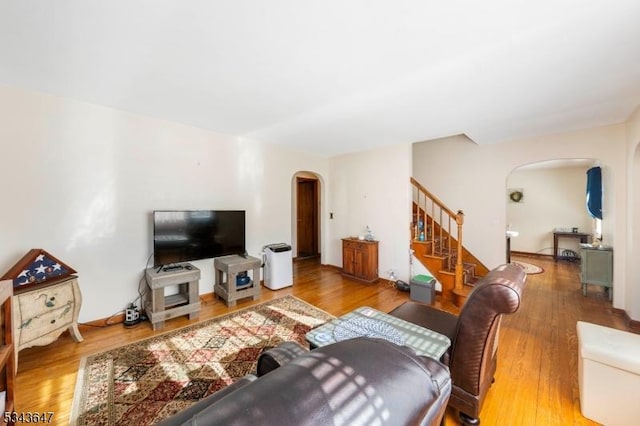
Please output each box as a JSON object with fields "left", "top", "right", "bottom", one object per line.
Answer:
{"left": 13, "top": 276, "right": 83, "bottom": 367}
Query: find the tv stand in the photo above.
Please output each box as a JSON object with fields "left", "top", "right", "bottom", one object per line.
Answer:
{"left": 144, "top": 263, "right": 201, "bottom": 330}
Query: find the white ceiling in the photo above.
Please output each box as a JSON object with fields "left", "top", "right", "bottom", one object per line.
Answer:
{"left": 1, "top": 1, "right": 639, "bottom": 157}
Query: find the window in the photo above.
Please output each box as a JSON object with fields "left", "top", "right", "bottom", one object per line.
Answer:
{"left": 586, "top": 167, "right": 602, "bottom": 220}
{"left": 586, "top": 166, "right": 603, "bottom": 240}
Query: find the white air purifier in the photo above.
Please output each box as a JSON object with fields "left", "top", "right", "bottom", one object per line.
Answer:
{"left": 263, "top": 243, "right": 293, "bottom": 290}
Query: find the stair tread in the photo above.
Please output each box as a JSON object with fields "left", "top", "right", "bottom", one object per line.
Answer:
{"left": 452, "top": 285, "right": 474, "bottom": 296}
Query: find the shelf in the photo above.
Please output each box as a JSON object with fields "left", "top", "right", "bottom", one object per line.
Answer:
{"left": 225, "top": 280, "right": 254, "bottom": 291}
{"left": 165, "top": 293, "right": 189, "bottom": 308}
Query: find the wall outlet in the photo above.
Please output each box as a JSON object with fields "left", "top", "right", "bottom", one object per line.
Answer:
{"left": 388, "top": 269, "right": 397, "bottom": 281}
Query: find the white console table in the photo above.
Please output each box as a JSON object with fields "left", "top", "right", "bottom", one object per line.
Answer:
{"left": 144, "top": 264, "right": 201, "bottom": 330}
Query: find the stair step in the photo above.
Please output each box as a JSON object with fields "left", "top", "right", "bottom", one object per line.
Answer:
{"left": 452, "top": 284, "right": 474, "bottom": 307}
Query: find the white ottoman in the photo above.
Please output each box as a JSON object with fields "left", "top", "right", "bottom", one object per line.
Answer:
{"left": 577, "top": 321, "right": 640, "bottom": 425}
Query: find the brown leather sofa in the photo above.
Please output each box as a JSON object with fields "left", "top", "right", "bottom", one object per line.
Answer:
{"left": 157, "top": 337, "right": 452, "bottom": 426}
{"left": 389, "top": 263, "right": 526, "bottom": 425}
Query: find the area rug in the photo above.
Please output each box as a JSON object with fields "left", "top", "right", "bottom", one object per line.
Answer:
{"left": 70, "top": 296, "right": 334, "bottom": 426}
{"left": 511, "top": 260, "right": 544, "bottom": 275}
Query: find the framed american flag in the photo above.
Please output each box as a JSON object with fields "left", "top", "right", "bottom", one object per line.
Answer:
{"left": 1, "top": 249, "right": 76, "bottom": 292}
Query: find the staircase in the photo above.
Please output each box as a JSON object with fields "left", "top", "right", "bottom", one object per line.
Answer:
{"left": 411, "top": 177, "right": 489, "bottom": 306}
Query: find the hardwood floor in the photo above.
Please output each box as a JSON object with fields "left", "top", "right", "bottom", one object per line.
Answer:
{"left": 15, "top": 255, "right": 627, "bottom": 425}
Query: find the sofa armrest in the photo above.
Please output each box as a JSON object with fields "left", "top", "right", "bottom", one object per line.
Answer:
{"left": 257, "top": 341, "right": 309, "bottom": 376}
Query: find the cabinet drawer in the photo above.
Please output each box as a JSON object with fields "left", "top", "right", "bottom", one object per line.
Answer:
{"left": 16, "top": 304, "right": 73, "bottom": 346}
{"left": 343, "top": 239, "right": 372, "bottom": 251}
{"left": 14, "top": 278, "right": 77, "bottom": 317}
{"left": 343, "top": 240, "right": 359, "bottom": 250}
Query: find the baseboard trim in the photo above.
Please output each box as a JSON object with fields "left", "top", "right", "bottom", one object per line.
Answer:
{"left": 83, "top": 313, "right": 125, "bottom": 327}
{"left": 83, "top": 293, "right": 218, "bottom": 328}
{"left": 617, "top": 308, "right": 640, "bottom": 333}
{"left": 510, "top": 251, "right": 553, "bottom": 259}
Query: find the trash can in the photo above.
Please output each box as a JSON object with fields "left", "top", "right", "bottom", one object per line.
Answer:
{"left": 410, "top": 274, "right": 435, "bottom": 304}
{"left": 263, "top": 243, "right": 293, "bottom": 290}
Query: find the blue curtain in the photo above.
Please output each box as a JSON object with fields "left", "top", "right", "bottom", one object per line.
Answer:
{"left": 586, "top": 166, "right": 602, "bottom": 219}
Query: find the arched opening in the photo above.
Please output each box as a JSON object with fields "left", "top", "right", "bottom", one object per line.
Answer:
{"left": 291, "top": 171, "right": 324, "bottom": 261}
{"left": 506, "top": 158, "right": 601, "bottom": 260}
{"left": 629, "top": 145, "right": 640, "bottom": 315}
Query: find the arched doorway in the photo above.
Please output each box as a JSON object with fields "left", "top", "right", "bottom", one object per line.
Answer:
{"left": 291, "top": 172, "right": 323, "bottom": 260}
{"left": 506, "top": 158, "right": 600, "bottom": 260}
{"left": 629, "top": 146, "right": 640, "bottom": 316}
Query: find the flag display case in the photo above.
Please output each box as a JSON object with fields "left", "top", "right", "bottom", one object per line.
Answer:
{"left": 1, "top": 249, "right": 76, "bottom": 293}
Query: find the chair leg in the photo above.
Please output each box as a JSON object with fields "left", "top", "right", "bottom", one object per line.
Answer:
{"left": 459, "top": 411, "right": 480, "bottom": 425}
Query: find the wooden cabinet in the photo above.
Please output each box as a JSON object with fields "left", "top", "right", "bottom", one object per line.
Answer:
{"left": 0, "top": 280, "right": 14, "bottom": 417}
{"left": 580, "top": 246, "right": 613, "bottom": 300}
{"left": 342, "top": 238, "right": 379, "bottom": 283}
{"left": 13, "top": 276, "right": 83, "bottom": 368}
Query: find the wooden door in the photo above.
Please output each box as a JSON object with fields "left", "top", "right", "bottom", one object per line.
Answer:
{"left": 297, "top": 178, "right": 318, "bottom": 258}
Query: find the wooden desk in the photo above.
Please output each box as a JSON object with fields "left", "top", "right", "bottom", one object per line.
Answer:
{"left": 553, "top": 231, "right": 590, "bottom": 261}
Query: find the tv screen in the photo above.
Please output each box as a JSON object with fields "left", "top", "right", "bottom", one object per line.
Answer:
{"left": 153, "top": 210, "right": 246, "bottom": 267}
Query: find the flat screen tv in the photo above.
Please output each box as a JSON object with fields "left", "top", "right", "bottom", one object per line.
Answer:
{"left": 153, "top": 210, "right": 246, "bottom": 267}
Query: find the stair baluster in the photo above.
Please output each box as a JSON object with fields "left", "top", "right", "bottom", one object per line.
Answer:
{"left": 411, "top": 178, "right": 485, "bottom": 305}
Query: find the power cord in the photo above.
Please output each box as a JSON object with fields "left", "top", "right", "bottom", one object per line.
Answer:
{"left": 80, "top": 254, "right": 154, "bottom": 329}
{"left": 123, "top": 254, "right": 154, "bottom": 327}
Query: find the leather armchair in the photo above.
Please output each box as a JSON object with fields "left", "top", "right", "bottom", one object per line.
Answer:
{"left": 158, "top": 337, "right": 452, "bottom": 426}
{"left": 389, "top": 263, "right": 526, "bottom": 425}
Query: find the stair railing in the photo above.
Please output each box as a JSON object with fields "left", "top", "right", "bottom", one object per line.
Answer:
{"left": 411, "top": 177, "right": 465, "bottom": 292}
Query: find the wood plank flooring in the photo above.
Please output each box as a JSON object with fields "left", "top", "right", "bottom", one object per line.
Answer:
{"left": 14, "top": 255, "right": 628, "bottom": 425}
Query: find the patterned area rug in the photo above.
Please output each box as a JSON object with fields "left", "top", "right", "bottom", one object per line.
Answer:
{"left": 511, "top": 261, "right": 544, "bottom": 275}
{"left": 70, "top": 296, "right": 334, "bottom": 426}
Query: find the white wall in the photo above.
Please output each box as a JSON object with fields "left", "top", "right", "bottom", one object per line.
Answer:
{"left": 507, "top": 166, "right": 594, "bottom": 255}
{"left": 412, "top": 125, "right": 628, "bottom": 309}
{"left": 328, "top": 143, "right": 413, "bottom": 282}
{"left": 626, "top": 106, "right": 640, "bottom": 320}
{"left": 0, "top": 86, "right": 329, "bottom": 322}
{"left": 3, "top": 84, "right": 637, "bottom": 321}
